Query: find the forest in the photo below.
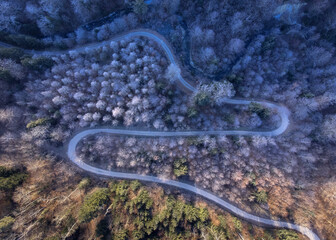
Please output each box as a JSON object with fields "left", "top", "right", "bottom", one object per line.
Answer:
{"left": 0, "top": 0, "right": 335, "bottom": 239}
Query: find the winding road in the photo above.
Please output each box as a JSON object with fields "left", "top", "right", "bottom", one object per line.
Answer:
{"left": 2, "top": 29, "right": 320, "bottom": 240}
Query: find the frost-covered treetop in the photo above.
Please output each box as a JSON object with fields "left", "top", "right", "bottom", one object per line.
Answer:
{"left": 195, "top": 81, "right": 236, "bottom": 105}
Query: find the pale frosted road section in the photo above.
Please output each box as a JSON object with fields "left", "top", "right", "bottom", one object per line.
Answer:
{"left": 2, "top": 29, "right": 319, "bottom": 240}
{"left": 21, "top": 29, "right": 290, "bottom": 136}
{"left": 25, "top": 29, "right": 290, "bottom": 136}
{"left": 67, "top": 128, "right": 319, "bottom": 240}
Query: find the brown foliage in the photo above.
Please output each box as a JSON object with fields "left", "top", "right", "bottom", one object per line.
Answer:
{"left": 314, "top": 179, "right": 336, "bottom": 239}
{"left": 268, "top": 186, "right": 295, "bottom": 218}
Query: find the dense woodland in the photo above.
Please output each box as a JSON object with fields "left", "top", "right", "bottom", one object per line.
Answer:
{"left": 0, "top": 149, "right": 303, "bottom": 240}
{"left": 0, "top": 0, "right": 336, "bottom": 239}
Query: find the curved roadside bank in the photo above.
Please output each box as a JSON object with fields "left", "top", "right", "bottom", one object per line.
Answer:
{"left": 1, "top": 29, "right": 320, "bottom": 240}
